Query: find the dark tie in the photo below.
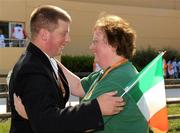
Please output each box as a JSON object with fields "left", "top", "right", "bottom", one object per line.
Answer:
{"left": 51, "top": 61, "right": 66, "bottom": 97}
{"left": 57, "top": 65, "right": 70, "bottom": 103}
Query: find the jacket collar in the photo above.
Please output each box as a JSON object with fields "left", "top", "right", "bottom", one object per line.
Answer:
{"left": 26, "top": 42, "right": 53, "bottom": 71}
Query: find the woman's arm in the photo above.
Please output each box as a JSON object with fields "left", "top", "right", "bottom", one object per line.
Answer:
{"left": 56, "top": 59, "right": 85, "bottom": 98}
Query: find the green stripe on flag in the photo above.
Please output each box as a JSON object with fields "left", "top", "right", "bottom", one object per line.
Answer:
{"left": 125, "top": 52, "right": 164, "bottom": 102}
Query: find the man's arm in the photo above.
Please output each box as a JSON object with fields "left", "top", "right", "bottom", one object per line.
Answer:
{"left": 14, "top": 91, "right": 125, "bottom": 119}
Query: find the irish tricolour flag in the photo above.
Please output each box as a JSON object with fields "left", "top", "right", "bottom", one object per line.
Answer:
{"left": 122, "top": 52, "right": 168, "bottom": 133}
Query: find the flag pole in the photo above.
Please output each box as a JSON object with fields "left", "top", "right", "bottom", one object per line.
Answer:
{"left": 121, "top": 51, "right": 165, "bottom": 97}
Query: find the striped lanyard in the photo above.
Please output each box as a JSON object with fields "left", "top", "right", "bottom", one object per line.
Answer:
{"left": 83, "top": 58, "right": 128, "bottom": 100}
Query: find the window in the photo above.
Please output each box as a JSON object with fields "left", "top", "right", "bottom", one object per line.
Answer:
{"left": 0, "top": 21, "right": 27, "bottom": 48}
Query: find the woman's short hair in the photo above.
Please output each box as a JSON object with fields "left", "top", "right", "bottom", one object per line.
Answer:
{"left": 94, "top": 15, "right": 136, "bottom": 59}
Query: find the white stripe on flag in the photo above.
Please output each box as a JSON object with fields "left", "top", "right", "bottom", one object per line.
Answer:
{"left": 137, "top": 80, "right": 166, "bottom": 121}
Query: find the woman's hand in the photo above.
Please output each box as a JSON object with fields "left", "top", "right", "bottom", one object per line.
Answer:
{"left": 13, "top": 93, "right": 28, "bottom": 119}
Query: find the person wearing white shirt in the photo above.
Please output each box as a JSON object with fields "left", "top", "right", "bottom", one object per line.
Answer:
{"left": 172, "top": 57, "right": 178, "bottom": 79}
{"left": 177, "top": 60, "right": 180, "bottom": 78}
{"left": 0, "top": 29, "right": 5, "bottom": 48}
{"left": 167, "top": 60, "right": 173, "bottom": 78}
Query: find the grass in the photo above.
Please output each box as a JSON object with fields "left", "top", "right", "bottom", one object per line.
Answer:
{"left": 0, "top": 104, "right": 180, "bottom": 133}
{"left": 168, "top": 104, "right": 180, "bottom": 115}
{"left": 0, "top": 119, "right": 10, "bottom": 133}
{"left": 167, "top": 104, "right": 180, "bottom": 133}
{"left": 168, "top": 119, "right": 180, "bottom": 133}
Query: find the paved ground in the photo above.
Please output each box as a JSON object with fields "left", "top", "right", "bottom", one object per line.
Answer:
{"left": 66, "top": 88, "right": 180, "bottom": 106}
{"left": 1, "top": 87, "right": 179, "bottom": 111}
{"left": 166, "top": 88, "right": 180, "bottom": 98}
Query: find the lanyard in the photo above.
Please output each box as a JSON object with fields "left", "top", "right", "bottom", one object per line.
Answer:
{"left": 83, "top": 58, "right": 128, "bottom": 100}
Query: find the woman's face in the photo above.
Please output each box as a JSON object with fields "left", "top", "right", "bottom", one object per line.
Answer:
{"left": 89, "top": 28, "right": 114, "bottom": 68}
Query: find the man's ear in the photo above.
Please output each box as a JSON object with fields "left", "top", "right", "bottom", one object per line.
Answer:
{"left": 39, "top": 29, "right": 49, "bottom": 41}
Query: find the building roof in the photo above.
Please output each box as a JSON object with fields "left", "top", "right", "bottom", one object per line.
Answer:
{"left": 65, "top": 0, "right": 180, "bottom": 10}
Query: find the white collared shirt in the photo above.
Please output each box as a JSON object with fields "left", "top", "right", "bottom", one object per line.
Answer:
{"left": 44, "top": 53, "right": 59, "bottom": 78}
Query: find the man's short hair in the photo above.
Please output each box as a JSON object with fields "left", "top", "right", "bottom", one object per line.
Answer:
{"left": 30, "top": 5, "right": 71, "bottom": 38}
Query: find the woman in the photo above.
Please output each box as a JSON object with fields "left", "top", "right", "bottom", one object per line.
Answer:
{"left": 14, "top": 14, "right": 148, "bottom": 133}
{"left": 80, "top": 15, "right": 148, "bottom": 133}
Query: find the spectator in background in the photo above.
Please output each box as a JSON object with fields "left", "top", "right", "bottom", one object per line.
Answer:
{"left": 177, "top": 60, "right": 180, "bottom": 78}
{"left": 167, "top": 59, "right": 173, "bottom": 78}
{"left": 163, "top": 57, "right": 167, "bottom": 78}
{"left": 172, "top": 56, "right": 178, "bottom": 79}
{"left": 12, "top": 24, "right": 26, "bottom": 47}
{"left": 0, "top": 29, "right": 6, "bottom": 48}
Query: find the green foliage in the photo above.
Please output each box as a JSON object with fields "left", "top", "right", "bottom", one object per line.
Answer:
{"left": 61, "top": 47, "right": 180, "bottom": 73}
{"left": 162, "top": 48, "right": 180, "bottom": 61}
{"left": 131, "top": 47, "right": 159, "bottom": 71}
{"left": 61, "top": 55, "right": 94, "bottom": 72}
{"left": 131, "top": 47, "right": 180, "bottom": 71}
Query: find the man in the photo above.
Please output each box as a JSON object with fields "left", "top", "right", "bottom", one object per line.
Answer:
{"left": 9, "top": 5, "right": 124, "bottom": 133}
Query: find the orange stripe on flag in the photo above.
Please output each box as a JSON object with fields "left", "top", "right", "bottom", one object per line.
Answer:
{"left": 148, "top": 106, "right": 168, "bottom": 132}
{"left": 151, "top": 127, "right": 166, "bottom": 133}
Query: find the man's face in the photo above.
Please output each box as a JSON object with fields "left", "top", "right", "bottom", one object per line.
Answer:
{"left": 47, "top": 19, "right": 70, "bottom": 57}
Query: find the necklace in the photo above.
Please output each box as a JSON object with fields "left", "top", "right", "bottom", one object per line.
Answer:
{"left": 83, "top": 58, "right": 128, "bottom": 100}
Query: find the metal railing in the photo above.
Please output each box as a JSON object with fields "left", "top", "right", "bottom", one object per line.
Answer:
{"left": 0, "top": 78, "right": 180, "bottom": 119}
{"left": 1, "top": 38, "right": 29, "bottom": 47}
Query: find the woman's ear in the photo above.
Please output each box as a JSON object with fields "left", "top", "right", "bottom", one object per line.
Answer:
{"left": 112, "top": 47, "right": 117, "bottom": 53}
{"left": 109, "top": 44, "right": 117, "bottom": 53}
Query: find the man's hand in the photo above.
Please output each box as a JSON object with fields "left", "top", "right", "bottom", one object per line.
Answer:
{"left": 97, "top": 91, "right": 125, "bottom": 116}
{"left": 13, "top": 93, "right": 28, "bottom": 119}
